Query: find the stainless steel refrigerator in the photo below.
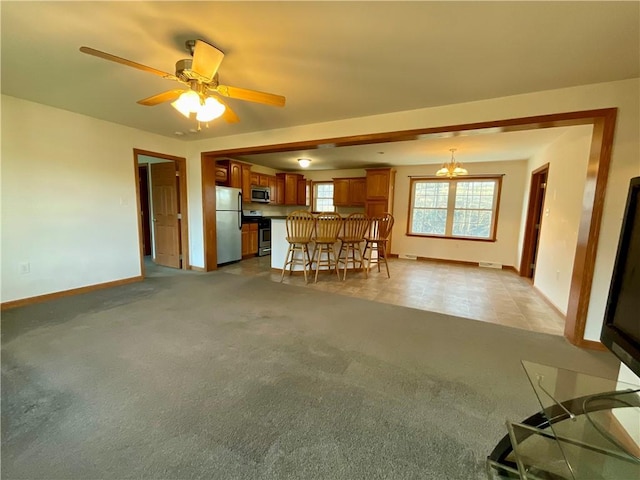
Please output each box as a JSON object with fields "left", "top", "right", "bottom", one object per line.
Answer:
{"left": 216, "top": 186, "right": 242, "bottom": 264}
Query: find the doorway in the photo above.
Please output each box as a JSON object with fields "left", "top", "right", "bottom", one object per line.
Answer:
{"left": 520, "top": 164, "right": 549, "bottom": 279}
{"left": 133, "top": 149, "right": 190, "bottom": 276}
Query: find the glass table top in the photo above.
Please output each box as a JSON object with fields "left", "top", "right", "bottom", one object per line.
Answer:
{"left": 513, "top": 361, "right": 640, "bottom": 480}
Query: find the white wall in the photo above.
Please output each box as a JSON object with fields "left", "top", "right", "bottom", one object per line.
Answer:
{"left": 187, "top": 78, "right": 640, "bottom": 342}
{"left": 1, "top": 95, "right": 186, "bottom": 302}
{"left": 392, "top": 160, "right": 527, "bottom": 267}
{"left": 523, "top": 126, "right": 593, "bottom": 314}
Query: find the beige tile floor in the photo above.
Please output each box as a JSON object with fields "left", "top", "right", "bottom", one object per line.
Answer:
{"left": 220, "top": 256, "right": 566, "bottom": 336}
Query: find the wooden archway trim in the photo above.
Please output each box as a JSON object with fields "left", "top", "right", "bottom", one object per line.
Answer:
{"left": 201, "top": 107, "right": 618, "bottom": 348}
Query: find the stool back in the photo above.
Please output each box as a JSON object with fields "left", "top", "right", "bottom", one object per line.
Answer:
{"left": 368, "top": 213, "right": 394, "bottom": 241}
{"left": 314, "top": 212, "right": 343, "bottom": 242}
{"left": 286, "top": 210, "right": 316, "bottom": 241}
{"left": 341, "top": 213, "right": 370, "bottom": 241}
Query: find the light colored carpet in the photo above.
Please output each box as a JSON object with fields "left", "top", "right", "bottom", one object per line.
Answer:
{"left": 1, "top": 270, "right": 620, "bottom": 479}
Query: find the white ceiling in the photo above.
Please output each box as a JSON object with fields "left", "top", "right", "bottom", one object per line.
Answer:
{"left": 1, "top": 2, "right": 637, "bottom": 169}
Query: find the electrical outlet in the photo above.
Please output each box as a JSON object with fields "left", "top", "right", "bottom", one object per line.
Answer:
{"left": 20, "top": 262, "right": 30, "bottom": 274}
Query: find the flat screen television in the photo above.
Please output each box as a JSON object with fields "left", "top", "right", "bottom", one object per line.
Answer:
{"left": 600, "top": 176, "right": 640, "bottom": 378}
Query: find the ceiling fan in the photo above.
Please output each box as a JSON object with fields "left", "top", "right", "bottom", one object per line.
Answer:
{"left": 79, "top": 39, "right": 286, "bottom": 127}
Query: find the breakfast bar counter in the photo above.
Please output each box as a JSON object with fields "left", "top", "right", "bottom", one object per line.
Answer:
{"left": 270, "top": 217, "right": 375, "bottom": 273}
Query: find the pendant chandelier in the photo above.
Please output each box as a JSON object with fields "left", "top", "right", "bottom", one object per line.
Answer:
{"left": 436, "top": 148, "right": 468, "bottom": 177}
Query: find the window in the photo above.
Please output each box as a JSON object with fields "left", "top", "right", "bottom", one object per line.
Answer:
{"left": 313, "top": 182, "right": 335, "bottom": 212}
{"left": 408, "top": 177, "right": 501, "bottom": 240}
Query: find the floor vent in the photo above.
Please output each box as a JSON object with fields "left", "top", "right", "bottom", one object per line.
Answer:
{"left": 479, "top": 261, "right": 502, "bottom": 269}
{"left": 399, "top": 254, "right": 418, "bottom": 260}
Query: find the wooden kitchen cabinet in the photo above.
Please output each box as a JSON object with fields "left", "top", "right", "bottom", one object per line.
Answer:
{"left": 268, "top": 176, "right": 277, "bottom": 204}
{"left": 333, "top": 177, "right": 366, "bottom": 206}
{"left": 241, "top": 164, "right": 252, "bottom": 202}
{"left": 215, "top": 165, "right": 228, "bottom": 185}
{"left": 217, "top": 159, "right": 253, "bottom": 201}
{"left": 278, "top": 173, "right": 306, "bottom": 205}
{"left": 228, "top": 162, "right": 242, "bottom": 188}
{"left": 350, "top": 178, "right": 367, "bottom": 206}
{"left": 365, "top": 199, "right": 389, "bottom": 218}
{"left": 297, "top": 178, "right": 309, "bottom": 206}
{"left": 365, "top": 167, "right": 396, "bottom": 250}
{"left": 241, "top": 223, "right": 258, "bottom": 256}
{"left": 217, "top": 159, "right": 247, "bottom": 190}
{"left": 275, "top": 176, "right": 285, "bottom": 205}
{"left": 366, "top": 168, "right": 393, "bottom": 199}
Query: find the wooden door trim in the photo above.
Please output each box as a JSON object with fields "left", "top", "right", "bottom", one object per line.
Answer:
{"left": 200, "top": 108, "right": 617, "bottom": 348}
{"left": 520, "top": 163, "right": 549, "bottom": 278}
{"left": 201, "top": 156, "right": 218, "bottom": 271}
{"left": 133, "top": 149, "right": 189, "bottom": 274}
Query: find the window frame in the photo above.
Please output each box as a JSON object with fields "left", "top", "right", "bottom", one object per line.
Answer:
{"left": 406, "top": 176, "right": 503, "bottom": 242}
{"left": 312, "top": 181, "right": 336, "bottom": 213}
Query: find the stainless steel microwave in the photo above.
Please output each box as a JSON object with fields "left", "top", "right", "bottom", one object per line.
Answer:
{"left": 250, "top": 186, "right": 270, "bottom": 203}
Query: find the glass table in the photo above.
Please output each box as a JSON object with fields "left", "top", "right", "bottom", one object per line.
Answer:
{"left": 487, "top": 361, "right": 640, "bottom": 479}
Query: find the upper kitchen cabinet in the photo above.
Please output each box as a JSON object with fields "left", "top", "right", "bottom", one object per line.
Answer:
{"left": 268, "top": 176, "right": 278, "bottom": 204}
{"left": 217, "top": 159, "right": 248, "bottom": 189}
{"left": 276, "top": 173, "right": 307, "bottom": 206}
{"left": 274, "top": 175, "right": 285, "bottom": 205}
{"left": 365, "top": 168, "right": 395, "bottom": 217}
{"left": 366, "top": 168, "right": 394, "bottom": 199}
{"left": 333, "top": 177, "right": 366, "bottom": 207}
{"left": 215, "top": 165, "right": 228, "bottom": 185}
{"left": 216, "top": 159, "right": 254, "bottom": 201}
{"left": 241, "top": 164, "right": 252, "bottom": 202}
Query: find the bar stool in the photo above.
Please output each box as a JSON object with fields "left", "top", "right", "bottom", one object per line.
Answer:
{"left": 337, "top": 213, "right": 370, "bottom": 280}
{"left": 312, "top": 212, "right": 343, "bottom": 283}
{"left": 362, "top": 213, "right": 394, "bottom": 278}
{"left": 281, "top": 210, "right": 316, "bottom": 283}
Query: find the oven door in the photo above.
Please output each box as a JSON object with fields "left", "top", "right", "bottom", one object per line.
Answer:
{"left": 258, "top": 221, "right": 271, "bottom": 256}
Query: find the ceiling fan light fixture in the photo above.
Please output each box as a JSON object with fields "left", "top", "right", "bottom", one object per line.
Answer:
{"left": 298, "top": 158, "right": 311, "bottom": 168}
{"left": 196, "top": 96, "right": 226, "bottom": 122}
{"left": 171, "top": 90, "right": 201, "bottom": 118}
{"left": 171, "top": 100, "right": 191, "bottom": 118}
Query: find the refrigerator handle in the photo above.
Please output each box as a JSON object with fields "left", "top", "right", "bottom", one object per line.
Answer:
{"left": 238, "top": 192, "right": 242, "bottom": 230}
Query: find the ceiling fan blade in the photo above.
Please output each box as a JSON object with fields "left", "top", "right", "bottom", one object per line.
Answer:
{"left": 215, "top": 84, "right": 286, "bottom": 107}
{"left": 191, "top": 40, "right": 225, "bottom": 83}
{"left": 215, "top": 97, "right": 240, "bottom": 123}
{"left": 79, "top": 46, "right": 178, "bottom": 81}
{"left": 137, "top": 89, "right": 186, "bottom": 106}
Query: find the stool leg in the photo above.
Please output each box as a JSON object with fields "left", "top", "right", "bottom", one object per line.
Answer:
{"left": 380, "top": 242, "right": 390, "bottom": 278}
{"left": 302, "top": 244, "right": 311, "bottom": 284}
{"left": 331, "top": 244, "right": 340, "bottom": 279}
{"left": 281, "top": 244, "right": 293, "bottom": 282}
{"left": 355, "top": 242, "right": 365, "bottom": 271}
{"left": 314, "top": 244, "right": 322, "bottom": 283}
{"left": 343, "top": 242, "right": 351, "bottom": 280}
{"left": 363, "top": 242, "right": 371, "bottom": 278}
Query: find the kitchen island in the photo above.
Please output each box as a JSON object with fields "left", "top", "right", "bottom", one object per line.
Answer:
{"left": 270, "top": 217, "right": 373, "bottom": 274}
